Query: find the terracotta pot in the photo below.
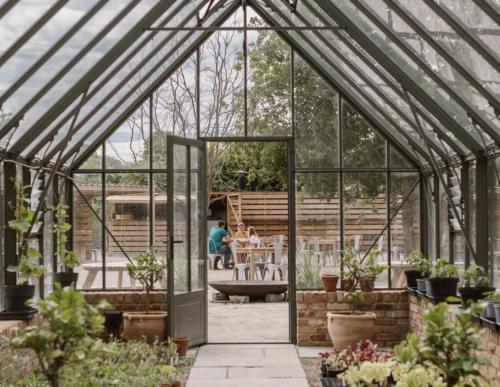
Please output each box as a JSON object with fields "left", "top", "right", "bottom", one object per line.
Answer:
{"left": 321, "top": 275, "right": 339, "bottom": 292}
{"left": 359, "top": 276, "right": 375, "bottom": 292}
{"left": 122, "top": 311, "right": 167, "bottom": 344}
{"left": 327, "top": 311, "right": 376, "bottom": 350}
{"left": 341, "top": 278, "right": 355, "bottom": 291}
{"left": 173, "top": 336, "right": 190, "bottom": 357}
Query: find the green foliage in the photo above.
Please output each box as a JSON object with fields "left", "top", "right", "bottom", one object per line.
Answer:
{"left": 8, "top": 285, "right": 111, "bottom": 387}
{"left": 484, "top": 291, "right": 500, "bottom": 302}
{"left": 461, "top": 264, "right": 490, "bottom": 287}
{"left": 394, "top": 303, "right": 490, "bottom": 386}
{"left": 344, "top": 291, "right": 365, "bottom": 315}
{"left": 127, "top": 248, "right": 166, "bottom": 311}
{"left": 406, "top": 250, "right": 432, "bottom": 277}
{"left": 431, "top": 258, "right": 459, "bottom": 279}
{"left": 7, "top": 178, "right": 46, "bottom": 285}
{"left": 341, "top": 248, "right": 361, "bottom": 284}
{"left": 360, "top": 250, "right": 388, "bottom": 278}
{"left": 54, "top": 202, "right": 79, "bottom": 271}
{"left": 296, "top": 250, "right": 322, "bottom": 289}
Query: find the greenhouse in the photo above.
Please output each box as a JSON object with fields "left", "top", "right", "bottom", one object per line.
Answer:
{"left": 0, "top": 1, "right": 500, "bottom": 386}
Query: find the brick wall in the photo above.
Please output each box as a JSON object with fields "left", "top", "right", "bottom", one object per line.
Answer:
{"left": 297, "top": 290, "right": 409, "bottom": 346}
{"left": 409, "top": 294, "right": 500, "bottom": 383}
{"left": 82, "top": 290, "right": 167, "bottom": 311}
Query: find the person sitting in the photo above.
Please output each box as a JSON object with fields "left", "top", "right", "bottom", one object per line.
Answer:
{"left": 235, "top": 222, "right": 248, "bottom": 239}
{"left": 248, "top": 226, "right": 261, "bottom": 247}
{"left": 209, "top": 220, "right": 232, "bottom": 269}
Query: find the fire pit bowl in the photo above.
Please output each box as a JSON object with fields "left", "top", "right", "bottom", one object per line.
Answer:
{"left": 209, "top": 280, "right": 288, "bottom": 297}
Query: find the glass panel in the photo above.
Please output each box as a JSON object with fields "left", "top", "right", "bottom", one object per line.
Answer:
{"left": 105, "top": 173, "right": 150, "bottom": 289}
{"left": 152, "top": 173, "right": 167, "bottom": 261}
{"left": 199, "top": 12, "right": 244, "bottom": 137}
{"left": 344, "top": 172, "right": 388, "bottom": 288}
{"left": 173, "top": 144, "right": 188, "bottom": 294}
{"left": 190, "top": 147, "right": 204, "bottom": 291}
{"left": 439, "top": 176, "right": 450, "bottom": 257}
{"left": 424, "top": 176, "right": 437, "bottom": 259}
{"left": 333, "top": 0, "right": 485, "bottom": 146}
{"left": 2, "top": 0, "right": 163, "bottom": 144}
{"left": 390, "top": 144, "right": 412, "bottom": 168}
{"left": 0, "top": 162, "right": 3, "bottom": 304}
{"left": 73, "top": 173, "right": 103, "bottom": 290}
{"left": 78, "top": 146, "right": 103, "bottom": 170}
{"left": 390, "top": 172, "right": 420, "bottom": 286}
{"left": 488, "top": 157, "right": 500, "bottom": 287}
{"left": 105, "top": 100, "right": 150, "bottom": 169}
{"left": 343, "top": 101, "right": 386, "bottom": 168}
{"left": 42, "top": 174, "right": 54, "bottom": 296}
{"left": 294, "top": 54, "right": 339, "bottom": 169}
{"left": 296, "top": 173, "right": 340, "bottom": 290}
{"left": 469, "top": 161, "right": 477, "bottom": 263}
{"left": 152, "top": 53, "right": 197, "bottom": 169}
{"left": 247, "top": 10, "right": 291, "bottom": 137}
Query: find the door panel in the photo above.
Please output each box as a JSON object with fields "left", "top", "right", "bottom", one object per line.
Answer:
{"left": 167, "top": 136, "right": 207, "bottom": 346}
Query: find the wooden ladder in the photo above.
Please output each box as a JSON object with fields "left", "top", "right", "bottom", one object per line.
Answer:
{"left": 226, "top": 193, "right": 242, "bottom": 235}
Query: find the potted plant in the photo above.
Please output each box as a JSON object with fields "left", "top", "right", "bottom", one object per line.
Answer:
{"left": 458, "top": 264, "right": 494, "bottom": 305}
{"left": 340, "top": 248, "right": 360, "bottom": 291}
{"left": 327, "top": 291, "right": 376, "bottom": 350}
{"left": 426, "top": 258, "right": 459, "bottom": 299}
{"left": 4, "top": 178, "right": 46, "bottom": 312}
{"left": 405, "top": 250, "right": 431, "bottom": 290}
{"left": 123, "top": 248, "right": 168, "bottom": 343}
{"left": 358, "top": 250, "right": 388, "bottom": 292}
{"left": 53, "top": 202, "right": 80, "bottom": 288}
{"left": 321, "top": 267, "right": 339, "bottom": 292}
{"left": 483, "top": 291, "right": 500, "bottom": 320}
{"left": 8, "top": 285, "right": 110, "bottom": 387}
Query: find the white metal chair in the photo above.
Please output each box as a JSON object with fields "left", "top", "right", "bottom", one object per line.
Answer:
{"left": 207, "top": 238, "right": 223, "bottom": 270}
{"left": 229, "top": 242, "right": 249, "bottom": 280}
{"left": 354, "top": 235, "right": 363, "bottom": 258}
{"left": 264, "top": 243, "right": 284, "bottom": 280}
{"left": 310, "top": 236, "right": 326, "bottom": 266}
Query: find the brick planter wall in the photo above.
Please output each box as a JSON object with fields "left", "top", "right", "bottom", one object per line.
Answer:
{"left": 297, "top": 290, "right": 409, "bottom": 346}
{"left": 409, "top": 294, "right": 500, "bottom": 383}
{"left": 82, "top": 290, "right": 167, "bottom": 311}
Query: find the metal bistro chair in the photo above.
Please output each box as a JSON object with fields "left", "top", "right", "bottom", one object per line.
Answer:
{"left": 353, "top": 235, "right": 363, "bottom": 258}
{"left": 207, "top": 238, "right": 223, "bottom": 270}
{"left": 264, "top": 242, "right": 285, "bottom": 280}
{"left": 229, "top": 242, "right": 249, "bottom": 280}
{"left": 310, "top": 236, "right": 326, "bottom": 266}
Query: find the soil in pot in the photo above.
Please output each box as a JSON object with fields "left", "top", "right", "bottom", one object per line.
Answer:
{"left": 4, "top": 285, "right": 35, "bottom": 312}
{"left": 416, "top": 278, "right": 428, "bottom": 292}
{"left": 427, "top": 278, "right": 459, "bottom": 299}
{"left": 341, "top": 278, "right": 355, "bottom": 291}
{"left": 122, "top": 311, "right": 167, "bottom": 344}
{"left": 173, "top": 337, "right": 190, "bottom": 357}
{"left": 359, "top": 276, "right": 375, "bottom": 292}
{"left": 458, "top": 286, "right": 495, "bottom": 306}
{"left": 321, "top": 275, "right": 339, "bottom": 292}
{"left": 404, "top": 270, "right": 422, "bottom": 288}
{"left": 54, "top": 272, "right": 79, "bottom": 288}
{"left": 327, "top": 311, "right": 376, "bottom": 350}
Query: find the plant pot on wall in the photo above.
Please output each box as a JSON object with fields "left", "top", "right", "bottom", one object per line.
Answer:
{"left": 173, "top": 337, "right": 190, "bottom": 357}
{"left": 326, "top": 312, "right": 376, "bottom": 350}
{"left": 54, "top": 272, "right": 79, "bottom": 288}
{"left": 416, "top": 278, "right": 428, "bottom": 292}
{"left": 359, "top": 276, "right": 375, "bottom": 292}
{"left": 341, "top": 278, "right": 355, "bottom": 291}
{"left": 458, "top": 286, "right": 495, "bottom": 306}
{"left": 427, "top": 278, "right": 459, "bottom": 299}
{"left": 404, "top": 270, "right": 423, "bottom": 288}
{"left": 321, "top": 275, "right": 339, "bottom": 292}
{"left": 122, "top": 311, "right": 168, "bottom": 344}
{"left": 4, "top": 285, "right": 35, "bottom": 312}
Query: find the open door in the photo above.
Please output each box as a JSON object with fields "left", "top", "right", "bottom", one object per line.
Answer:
{"left": 167, "top": 135, "right": 207, "bottom": 346}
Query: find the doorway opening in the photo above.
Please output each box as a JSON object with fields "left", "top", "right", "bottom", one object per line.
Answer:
{"left": 206, "top": 140, "right": 291, "bottom": 343}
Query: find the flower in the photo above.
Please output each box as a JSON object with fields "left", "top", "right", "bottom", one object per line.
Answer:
{"left": 393, "top": 364, "right": 446, "bottom": 387}
{"left": 341, "top": 360, "right": 396, "bottom": 386}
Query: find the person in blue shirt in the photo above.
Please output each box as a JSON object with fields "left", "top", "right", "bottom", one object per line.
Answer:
{"left": 208, "top": 220, "right": 233, "bottom": 269}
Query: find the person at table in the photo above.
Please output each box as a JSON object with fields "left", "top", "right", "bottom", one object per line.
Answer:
{"left": 209, "top": 220, "right": 232, "bottom": 269}
{"left": 235, "top": 222, "right": 248, "bottom": 239}
{"left": 248, "top": 226, "right": 261, "bottom": 247}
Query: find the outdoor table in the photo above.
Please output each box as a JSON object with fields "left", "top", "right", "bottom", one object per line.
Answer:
{"left": 236, "top": 246, "right": 288, "bottom": 280}
{"left": 81, "top": 261, "right": 136, "bottom": 289}
{"left": 390, "top": 262, "right": 413, "bottom": 288}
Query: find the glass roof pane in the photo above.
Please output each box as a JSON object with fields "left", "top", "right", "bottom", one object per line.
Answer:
{"left": 25, "top": 0, "right": 202, "bottom": 161}
{"left": 1, "top": 1, "right": 100, "bottom": 101}
{"left": 376, "top": 0, "right": 500, "bottom": 138}
{"left": 0, "top": 0, "right": 57, "bottom": 53}
{"left": 331, "top": 0, "right": 486, "bottom": 147}
{"left": 2, "top": 0, "right": 163, "bottom": 148}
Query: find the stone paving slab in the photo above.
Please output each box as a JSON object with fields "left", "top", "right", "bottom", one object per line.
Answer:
{"left": 187, "top": 344, "right": 309, "bottom": 387}
{"left": 296, "top": 346, "right": 332, "bottom": 358}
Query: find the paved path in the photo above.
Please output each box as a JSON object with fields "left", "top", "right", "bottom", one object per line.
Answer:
{"left": 186, "top": 344, "right": 309, "bottom": 387}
